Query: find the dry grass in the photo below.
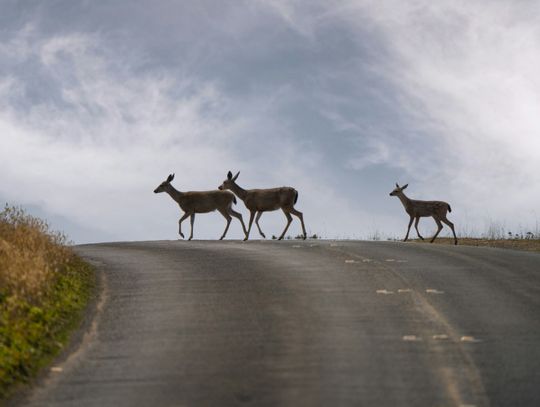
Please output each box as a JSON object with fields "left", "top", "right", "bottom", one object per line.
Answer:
{"left": 0, "top": 206, "right": 94, "bottom": 398}
{"left": 0, "top": 206, "right": 71, "bottom": 302}
{"left": 416, "top": 237, "right": 540, "bottom": 252}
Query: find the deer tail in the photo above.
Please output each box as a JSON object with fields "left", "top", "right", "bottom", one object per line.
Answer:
{"left": 294, "top": 190, "right": 298, "bottom": 204}
{"left": 447, "top": 204, "right": 452, "bottom": 213}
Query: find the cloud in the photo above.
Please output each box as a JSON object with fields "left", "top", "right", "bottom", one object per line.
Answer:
{"left": 352, "top": 0, "right": 540, "bottom": 220}
{"left": 2, "top": 1, "right": 539, "bottom": 243}
{"left": 263, "top": 0, "right": 540, "bottom": 231}
{"left": 1, "top": 23, "right": 385, "bottom": 242}
{"left": 0, "top": 28, "right": 249, "bottom": 241}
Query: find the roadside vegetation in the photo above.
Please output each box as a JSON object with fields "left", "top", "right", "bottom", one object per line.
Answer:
{"left": 366, "top": 223, "right": 540, "bottom": 253}
{"left": 425, "top": 236, "right": 540, "bottom": 252}
{"left": 0, "top": 206, "right": 95, "bottom": 399}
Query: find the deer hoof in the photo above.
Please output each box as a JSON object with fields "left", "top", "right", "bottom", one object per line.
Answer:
{"left": 243, "top": 237, "right": 249, "bottom": 241}
{"left": 261, "top": 233, "right": 266, "bottom": 239}
{"left": 303, "top": 235, "right": 307, "bottom": 240}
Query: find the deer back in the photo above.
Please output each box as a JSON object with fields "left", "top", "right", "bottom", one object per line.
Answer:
{"left": 244, "top": 187, "right": 297, "bottom": 211}
{"left": 409, "top": 199, "right": 450, "bottom": 217}
{"left": 179, "top": 190, "right": 235, "bottom": 213}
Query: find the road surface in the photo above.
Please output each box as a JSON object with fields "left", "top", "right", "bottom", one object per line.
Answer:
{"left": 14, "top": 240, "right": 540, "bottom": 406}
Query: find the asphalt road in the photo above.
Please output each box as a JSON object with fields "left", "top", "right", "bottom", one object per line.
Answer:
{"left": 14, "top": 240, "right": 540, "bottom": 407}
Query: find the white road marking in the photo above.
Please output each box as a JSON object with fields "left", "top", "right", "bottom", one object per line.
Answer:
{"left": 344, "top": 259, "right": 356, "bottom": 263}
{"left": 396, "top": 260, "right": 408, "bottom": 263}
{"left": 426, "top": 289, "right": 445, "bottom": 294}
{"left": 397, "top": 288, "right": 412, "bottom": 293}
{"left": 385, "top": 259, "right": 396, "bottom": 262}
{"left": 402, "top": 335, "right": 422, "bottom": 342}
{"left": 460, "top": 336, "right": 482, "bottom": 343}
{"left": 376, "top": 289, "right": 394, "bottom": 295}
{"left": 50, "top": 367, "right": 63, "bottom": 373}
{"left": 362, "top": 259, "right": 373, "bottom": 262}
{"left": 433, "top": 334, "right": 450, "bottom": 340}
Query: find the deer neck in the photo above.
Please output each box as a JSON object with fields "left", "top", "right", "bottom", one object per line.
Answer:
{"left": 397, "top": 191, "right": 413, "bottom": 211}
{"left": 164, "top": 184, "right": 184, "bottom": 204}
{"left": 229, "top": 182, "right": 248, "bottom": 201}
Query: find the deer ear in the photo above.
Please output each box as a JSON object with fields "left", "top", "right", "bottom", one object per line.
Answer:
{"left": 232, "top": 171, "right": 240, "bottom": 181}
{"left": 395, "top": 183, "right": 400, "bottom": 188}
{"left": 402, "top": 184, "right": 408, "bottom": 189}
{"left": 167, "top": 174, "right": 175, "bottom": 183}
{"left": 227, "top": 171, "right": 233, "bottom": 180}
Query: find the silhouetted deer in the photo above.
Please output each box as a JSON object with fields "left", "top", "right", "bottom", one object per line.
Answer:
{"left": 218, "top": 171, "right": 306, "bottom": 241}
{"left": 154, "top": 174, "right": 247, "bottom": 240}
{"left": 390, "top": 183, "right": 457, "bottom": 245}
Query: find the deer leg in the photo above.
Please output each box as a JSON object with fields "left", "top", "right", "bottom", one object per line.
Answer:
{"left": 290, "top": 208, "right": 306, "bottom": 240}
{"left": 178, "top": 212, "right": 190, "bottom": 239}
{"left": 229, "top": 208, "right": 248, "bottom": 238}
{"left": 218, "top": 209, "right": 232, "bottom": 240}
{"left": 442, "top": 217, "right": 458, "bottom": 245}
{"left": 278, "top": 210, "right": 293, "bottom": 240}
{"left": 430, "top": 217, "right": 443, "bottom": 243}
{"left": 188, "top": 213, "right": 195, "bottom": 241}
{"left": 255, "top": 211, "right": 266, "bottom": 238}
{"left": 404, "top": 216, "right": 414, "bottom": 242}
{"left": 414, "top": 217, "right": 424, "bottom": 240}
{"left": 245, "top": 210, "right": 256, "bottom": 241}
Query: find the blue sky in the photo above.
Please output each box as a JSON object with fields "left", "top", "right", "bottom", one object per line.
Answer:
{"left": 1, "top": 0, "right": 539, "bottom": 243}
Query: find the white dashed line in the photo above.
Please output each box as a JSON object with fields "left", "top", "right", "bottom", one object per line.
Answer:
{"left": 344, "top": 259, "right": 356, "bottom": 263}
{"left": 397, "top": 288, "right": 412, "bottom": 293}
{"left": 460, "top": 336, "right": 482, "bottom": 343}
{"left": 426, "top": 289, "right": 445, "bottom": 294}
{"left": 402, "top": 335, "right": 422, "bottom": 342}
{"left": 376, "top": 289, "right": 394, "bottom": 295}
{"left": 432, "top": 334, "right": 450, "bottom": 340}
{"left": 50, "top": 367, "right": 63, "bottom": 373}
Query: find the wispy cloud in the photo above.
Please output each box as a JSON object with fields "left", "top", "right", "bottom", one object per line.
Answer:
{"left": 2, "top": 1, "right": 539, "bottom": 242}
{"left": 0, "top": 28, "right": 249, "bottom": 241}
{"left": 1, "top": 23, "right": 379, "bottom": 242}
{"left": 264, "top": 0, "right": 540, "bottom": 229}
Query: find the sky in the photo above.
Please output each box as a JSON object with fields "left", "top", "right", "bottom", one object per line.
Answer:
{"left": 1, "top": 0, "right": 539, "bottom": 243}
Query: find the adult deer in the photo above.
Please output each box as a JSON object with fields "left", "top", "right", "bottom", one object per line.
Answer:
{"left": 154, "top": 174, "right": 247, "bottom": 240}
{"left": 218, "top": 171, "right": 307, "bottom": 241}
{"left": 389, "top": 183, "right": 458, "bottom": 245}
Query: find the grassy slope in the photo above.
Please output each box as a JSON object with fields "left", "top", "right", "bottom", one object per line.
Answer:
{"left": 0, "top": 208, "right": 95, "bottom": 399}
{"left": 415, "top": 237, "right": 540, "bottom": 252}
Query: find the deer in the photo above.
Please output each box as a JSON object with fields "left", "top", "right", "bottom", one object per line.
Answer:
{"left": 154, "top": 174, "right": 247, "bottom": 241}
{"left": 389, "top": 183, "right": 458, "bottom": 245}
{"left": 218, "top": 171, "right": 307, "bottom": 241}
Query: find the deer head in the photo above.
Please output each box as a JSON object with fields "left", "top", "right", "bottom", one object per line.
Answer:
{"left": 218, "top": 170, "right": 240, "bottom": 191}
{"left": 389, "top": 183, "right": 408, "bottom": 196}
{"left": 154, "top": 173, "right": 175, "bottom": 193}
